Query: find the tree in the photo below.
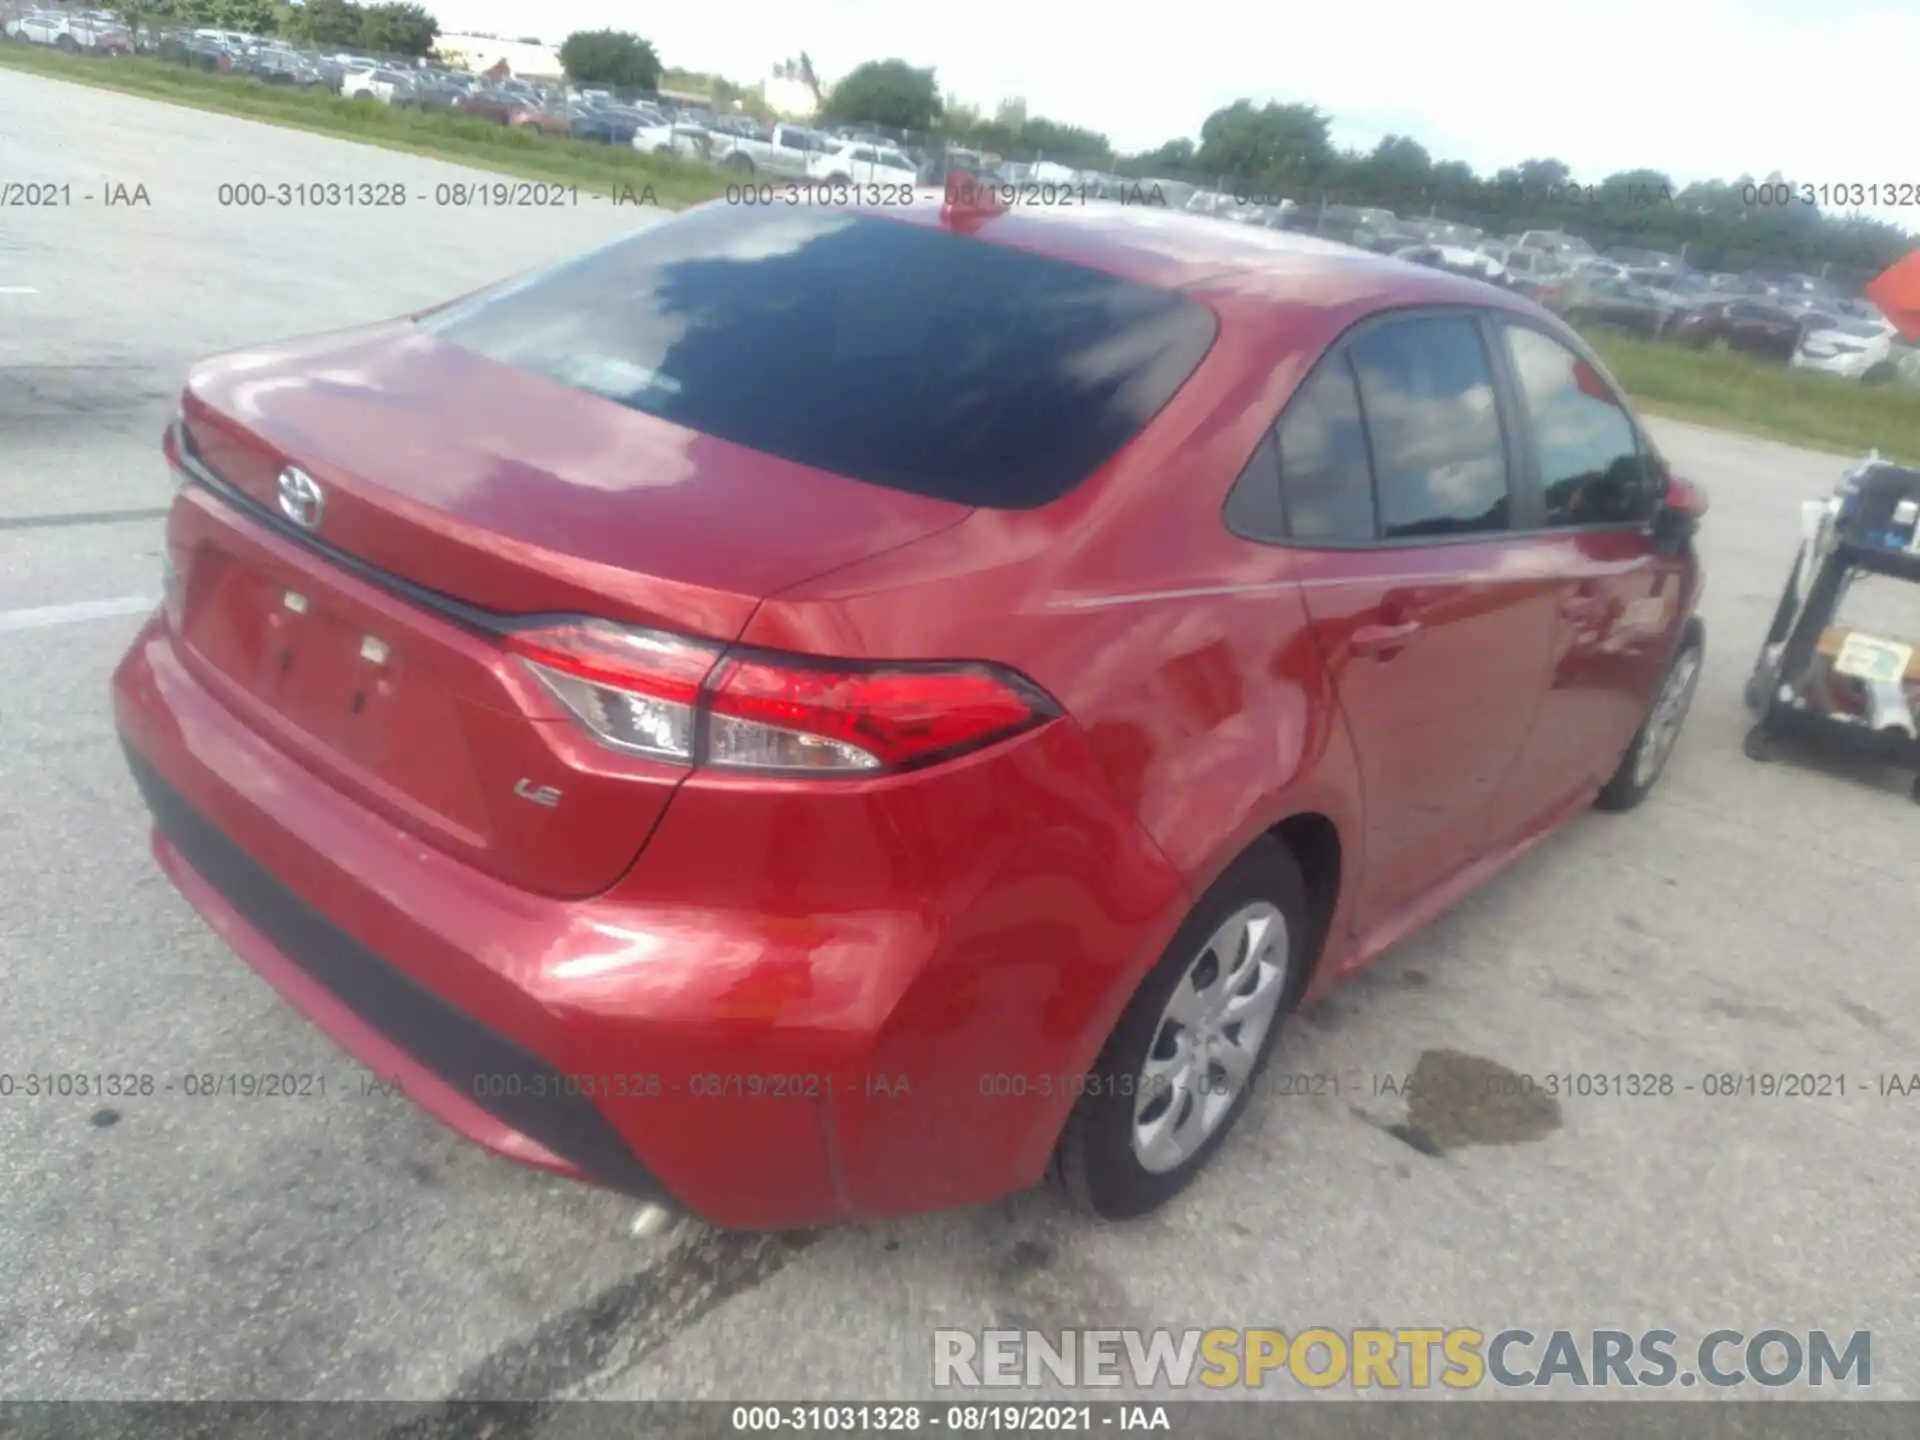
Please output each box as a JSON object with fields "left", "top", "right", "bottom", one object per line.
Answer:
{"left": 112, "top": 0, "right": 180, "bottom": 42}
{"left": 166, "top": 0, "right": 275, "bottom": 29}
{"left": 1369, "top": 134, "right": 1432, "bottom": 181}
{"left": 358, "top": 2, "right": 437, "bottom": 57}
{"left": 1194, "top": 101, "right": 1333, "bottom": 185}
{"left": 558, "top": 29, "right": 662, "bottom": 89}
{"left": 1127, "top": 137, "right": 1195, "bottom": 175}
{"left": 824, "top": 59, "right": 942, "bottom": 132}
{"left": 1517, "top": 157, "right": 1573, "bottom": 190}
{"left": 282, "top": 0, "right": 360, "bottom": 47}
{"left": 796, "top": 50, "right": 823, "bottom": 109}
{"left": 1116, "top": 104, "right": 1911, "bottom": 280}
{"left": 1019, "top": 117, "right": 1111, "bottom": 163}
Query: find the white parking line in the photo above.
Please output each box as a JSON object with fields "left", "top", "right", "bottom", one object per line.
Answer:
{"left": 0, "top": 596, "right": 156, "bottom": 634}
{"left": 0, "top": 286, "right": 38, "bottom": 295}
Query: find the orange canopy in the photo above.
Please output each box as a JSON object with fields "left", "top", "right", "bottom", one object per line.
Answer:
{"left": 1866, "top": 249, "right": 1920, "bottom": 341}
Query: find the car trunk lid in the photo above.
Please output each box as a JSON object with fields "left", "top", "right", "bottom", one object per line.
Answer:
{"left": 168, "top": 321, "right": 969, "bottom": 897}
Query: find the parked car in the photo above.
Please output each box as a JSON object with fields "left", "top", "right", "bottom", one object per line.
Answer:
{"left": 246, "top": 47, "right": 322, "bottom": 86}
{"left": 704, "top": 113, "right": 762, "bottom": 139}
{"left": 1791, "top": 316, "right": 1910, "bottom": 382}
{"left": 631, "top": 121, "right": 713, "bottom": 162}
{"left": 1481, "top": 244, "right": 1570, "bottom": 292}
{"left": 566, "top": 104, "right": 657, "bottom": 145}
{"left": 1309, "top": 205, "right": 1398, "bottom": 246}
{"left": 341, "top": 66, "right": 412, "bottom": 103}
{"left": 1517, "top": 229, "right": 1599, "bottom": 261}
{"left": 9, "top": 9, "right": 129, "bottom": 51}
{"left": 1670, "top": 299, "right": 1824, "bottom": 360}
{"left": 1399, "top": 219, "right": 1484, "bottom": 247}
{"left": 457, "top": 89, "right": 565, "bottom": 133}
{"left": 707, "top": 122, "right": 834, "bottom": 177}
{"left": 1562, "top": 276, "right": 1694, "bottom": 337}
{"left": 1392, "top": 243, "right": 1508, "bottom": 283}
{"left": 190, "top": 26, "right": 251, "bottom": 49}
{"left": 396, "top": 76, "right": 470, "bottom": 112}
{"left": 807, "top": 141, "right": 918, "bottom": 186}
{"left": 1608, "top": 247, "right": 1685, "bottom": 273}
{"left": 115, "top": 203, "right": 1706, "bottom": 1230}
{"left": 155, "top": 31, "right": 233, "bottom": 70}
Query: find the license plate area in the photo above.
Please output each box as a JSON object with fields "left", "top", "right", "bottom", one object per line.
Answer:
{"left": 182, "top": 548, "right": 408, "bottom": 764}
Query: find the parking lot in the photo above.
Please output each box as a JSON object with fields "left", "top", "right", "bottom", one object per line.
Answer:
{"left": 4, "top": 67, "right": 1920, "bottom": 1411}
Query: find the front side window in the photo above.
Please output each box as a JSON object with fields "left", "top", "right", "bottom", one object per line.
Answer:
{"left": 1347, "top": 316, "right": 1511, "bottom": 539}
{"left": 1501, "top": 324, "right": 1650, "bottom": 526}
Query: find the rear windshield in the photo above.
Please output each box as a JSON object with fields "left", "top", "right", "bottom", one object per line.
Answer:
{"left": 421, "top": 206, "right": 1219, "bottom": 509}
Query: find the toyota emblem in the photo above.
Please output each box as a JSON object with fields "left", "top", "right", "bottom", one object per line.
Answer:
{"left": 277, "top": 467, "right": 325, "bottom": 531}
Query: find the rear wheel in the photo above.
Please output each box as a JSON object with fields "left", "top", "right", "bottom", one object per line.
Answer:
{"left": 1054, "top": 840, "right": 1311, "bottom": 1220}
{"left": 724, "top": 152, "right": 753, "bottom": 174}
{"left": 1597, "top": 619, "right": 1704, "bottom": 811}
{"left": 1863, "top": 362, "right": 1896, "bottom": 386}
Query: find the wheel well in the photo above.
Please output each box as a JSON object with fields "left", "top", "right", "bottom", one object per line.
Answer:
{"left": 1267, "top": 813, "right": 1341, "bottom": 978}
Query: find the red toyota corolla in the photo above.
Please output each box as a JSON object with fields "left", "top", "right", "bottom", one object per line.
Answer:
{"left": 112, "top": 192, "right": 1707, "bottom": 1228}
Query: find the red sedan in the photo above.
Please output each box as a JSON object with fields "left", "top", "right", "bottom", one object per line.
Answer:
{"left": 112, "top": 192, "right": 1707, "bottom": 1228}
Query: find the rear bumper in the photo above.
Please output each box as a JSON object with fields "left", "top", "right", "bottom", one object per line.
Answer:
{"left": 112, "top": 613, "right": 1187, "bottom": 1228}
{"left": 1790, "top": 351, "right": 1872, "bottom": 379}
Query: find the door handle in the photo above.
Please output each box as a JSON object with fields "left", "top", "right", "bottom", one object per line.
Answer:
{"left": 1561, "top": 587, "right": 1607, "bottom": 622}
{"left": 1351, "top": 620, "right": 1422, "bottom": 657}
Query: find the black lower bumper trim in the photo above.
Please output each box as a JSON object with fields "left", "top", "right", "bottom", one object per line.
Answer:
{"left": 120, "top": 737, "right": 671, "bottom": 1203}
{"left": 1761, "top": 706, "right": 1920, "bottom": 769}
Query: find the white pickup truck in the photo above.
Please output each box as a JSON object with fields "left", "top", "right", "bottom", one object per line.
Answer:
{"left": 707, "top": 123, "right": 835, "bottom": 178}
{"left": 806, "top": 141, "right": 919, "bottom": 187}
{"left": 632, "top": 121, "right": 717, "bottom": 163}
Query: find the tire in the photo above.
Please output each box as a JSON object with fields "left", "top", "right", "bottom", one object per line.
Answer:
{"left": 1743, "top": 724, "right": 1773, "bottom": 763}
{"left": 1764, "top": 558, "right": 1801, "bottom": 645}
{"left": 724, "top": 152, "right": 753, "bottom": 174}
{"left": 55, "top": 33, "right": 76, "bottom": 50}
{"left": 826, "top": 172, "right": 851, "bottom": 187}
{"left": 1596, "top": 618, "right": 1705, "bottom": 812}
{"left": 1863, "top": 362, "right": 1896, "bottom": 386}
{"left": 1053, "top": 838, "right": 1313, "bottom": 1220}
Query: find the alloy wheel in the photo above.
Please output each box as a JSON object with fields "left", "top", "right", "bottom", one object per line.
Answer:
{"left": 1633, "top": 647, "right": 1702, "bottom": 788}
{"left": 1130, "top": 901, "right": 1290, "bottom": 1174}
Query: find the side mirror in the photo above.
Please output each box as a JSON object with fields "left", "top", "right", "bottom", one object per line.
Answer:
{"left": 1651, "top": 474, "right": 1708, "bottom": 554}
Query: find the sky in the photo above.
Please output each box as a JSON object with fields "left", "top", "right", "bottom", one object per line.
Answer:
{"left": 435, "top": 0, "right": 1920, "bottom": 232}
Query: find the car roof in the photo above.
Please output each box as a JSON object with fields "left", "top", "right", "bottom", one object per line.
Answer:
{"left": 837, "top": 196, "right": 1544, "bottom": 319}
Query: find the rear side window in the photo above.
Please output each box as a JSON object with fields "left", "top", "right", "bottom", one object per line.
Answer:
{"left": 1347, "top": 316, "right": 1511, "bottom": 539}
{"left": 423, "top": 207, "right": 1217, "bottom": 509}
{"left": 1277, "top": 358, "right": 1375, "bottom": 542}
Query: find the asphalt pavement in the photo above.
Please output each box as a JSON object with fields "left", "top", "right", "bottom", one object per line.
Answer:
{"left": 2, "top": 65, "right": 1918, "bottom": 1418}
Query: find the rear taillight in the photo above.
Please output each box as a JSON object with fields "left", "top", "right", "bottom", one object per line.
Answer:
{"left": 506, "top": 620, "right": 718, "bottom": 762}
{"left": 505, "top": 620, "right": 1058, "bottom": 776}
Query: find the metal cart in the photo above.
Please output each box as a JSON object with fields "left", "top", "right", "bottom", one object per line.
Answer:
{"left": 1743, "top": 452, "right": 1920, "bottom": 803}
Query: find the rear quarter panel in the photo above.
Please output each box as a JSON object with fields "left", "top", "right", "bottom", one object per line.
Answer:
{"left": 741, "top": 289, "right": 1374, "bottom": 1150}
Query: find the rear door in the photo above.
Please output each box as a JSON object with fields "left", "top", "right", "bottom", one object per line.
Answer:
{"left": 1277, "top": 310, "right": 1561, "bottom": 934}
{"left": 1480, "top": 318, "right": 1682, "bottom": 843}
